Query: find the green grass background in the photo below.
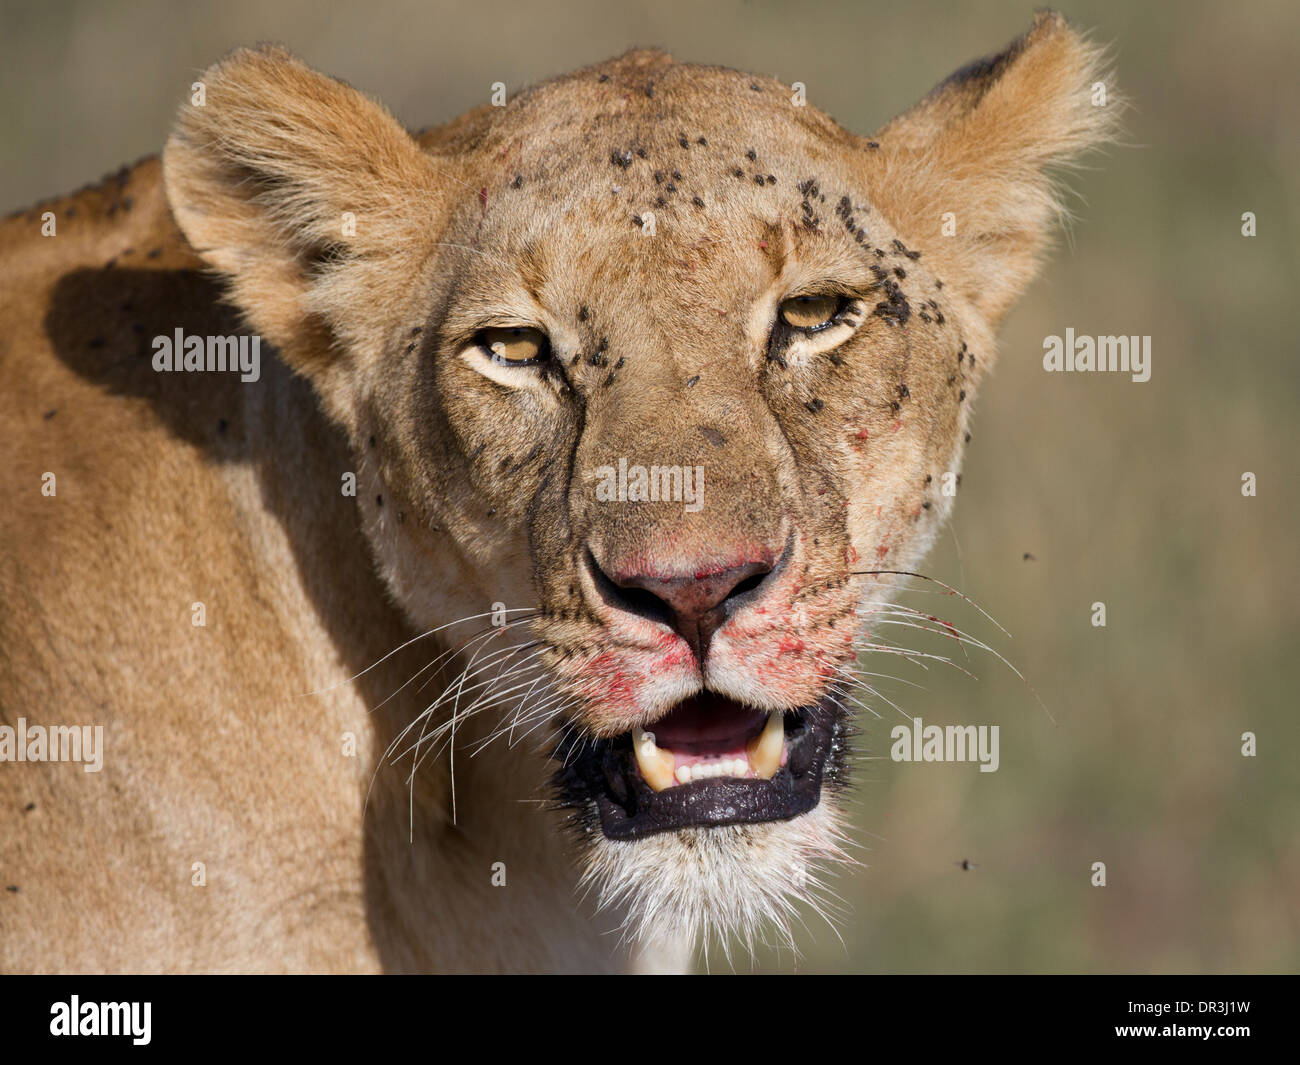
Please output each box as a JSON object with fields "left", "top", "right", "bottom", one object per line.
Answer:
{"left": 2, "top": 0, "right": 1295, "bottom": 972}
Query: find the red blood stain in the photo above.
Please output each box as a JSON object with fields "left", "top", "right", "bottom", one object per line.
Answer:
{"left": 927, "top": 615, "right": 960, "bottom": 639}
{"left": 891, "top": 420, "right": 903, "bottom": 433}
{"left": 843, "top": 545, "right": 860, "bottom": 564}
{"left": 584, "top": 652, "right": 635, "bottom": 704}
{"left": 478, "top": 187, "right": 488, "bottom": 211}
{"left": 876, "top": 541, "right": 890, "bottom": 560}
{"left": 647, "top": 648, "right": 692, "bottom": 674}
{"left": 758, "top": 240, "right": 769, "bottom": 250}
{"left": 777, "top": 634, "right": 806, "bottom": 655}
{"left": 855, "top": 427, "right": 871, "bottom": 440}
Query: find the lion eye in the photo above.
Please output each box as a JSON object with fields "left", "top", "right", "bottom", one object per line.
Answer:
{"left": 478, "top": 326, "right": 550, "bottom": 365}
{"left": 778, "top": 294, "right": 844, "bottom": 331}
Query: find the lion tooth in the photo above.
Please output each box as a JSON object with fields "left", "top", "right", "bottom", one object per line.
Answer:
{"left": 675, "top": 763, "right": 693, "bottom": 784}
{"left": 632, "top": 726, "right": 676, "bottom": 792}
{"left": 746, "top": 711, "right": 784, "bottom": 780}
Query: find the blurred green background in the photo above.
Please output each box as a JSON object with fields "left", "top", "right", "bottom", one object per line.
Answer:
{"left": 3, "top": 0, "right": 1295, "bottom": 973}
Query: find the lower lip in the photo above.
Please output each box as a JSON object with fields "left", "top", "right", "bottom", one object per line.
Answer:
{"left": 553, "top": 699, "right": 843, "bottom": 840}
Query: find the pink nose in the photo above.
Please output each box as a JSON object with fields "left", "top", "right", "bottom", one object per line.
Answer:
{"left": 589, "top": 553, "right": 777, "bottom": 661}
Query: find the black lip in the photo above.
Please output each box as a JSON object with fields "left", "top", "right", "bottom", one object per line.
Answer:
{"left": 553, "top": 696, "right": 846, "bottom": 840}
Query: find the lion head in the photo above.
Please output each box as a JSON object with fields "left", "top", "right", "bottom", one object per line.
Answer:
{"left": 163, "top": 12, "right": 1114, "bottom": 956}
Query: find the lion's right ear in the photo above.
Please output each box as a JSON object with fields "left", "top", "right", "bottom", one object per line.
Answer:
{"left": 163, "top": 46, "right": 451, "bottom": 379}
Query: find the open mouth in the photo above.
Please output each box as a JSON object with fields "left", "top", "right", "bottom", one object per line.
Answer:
{"left": 555, "top": 692, "right": 845, "bottom": 840}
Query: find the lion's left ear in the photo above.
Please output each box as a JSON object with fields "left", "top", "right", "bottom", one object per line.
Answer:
{"left": 862, "top": 11, "right": 1118, "bottom": 325}
{"left": 163, "top": 46, "right": 453, "bottom": 389}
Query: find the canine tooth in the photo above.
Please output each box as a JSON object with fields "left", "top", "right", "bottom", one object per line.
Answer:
{"left": 632, "top": 726, "right": 676, "bottom": 792}
{"left": 746, "top": 711, "right": 784, "bottom": 780}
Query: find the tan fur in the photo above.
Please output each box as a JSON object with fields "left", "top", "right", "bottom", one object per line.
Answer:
{"left": 0, "top": 13, "right": 1114, "bottom": 972}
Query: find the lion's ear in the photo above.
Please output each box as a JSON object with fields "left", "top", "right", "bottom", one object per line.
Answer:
{"left": 163, "top": 46, "right": 451, "bottom": 378}
{"left": 863, "top": 11, "right": 1118, "bottom": 325}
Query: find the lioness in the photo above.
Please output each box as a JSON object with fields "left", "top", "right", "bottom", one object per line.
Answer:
{"left": 0, "top": 12, "right": 1114, "bottom": 972}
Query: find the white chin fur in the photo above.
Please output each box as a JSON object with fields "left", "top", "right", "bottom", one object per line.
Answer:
{"left": 580, "top": 798, "right": 851, "bottom": 963}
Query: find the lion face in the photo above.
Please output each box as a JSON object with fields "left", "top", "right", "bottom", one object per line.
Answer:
{"left": 164, "top": 15, "right": 1113, "bottom": 954}
{"left": 369, "top": 65, "right": 976, "bottom": 947}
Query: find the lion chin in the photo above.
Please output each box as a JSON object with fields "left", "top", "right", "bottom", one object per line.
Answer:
{"left": 583, "top": 803, "right": 852, "bottom": 961}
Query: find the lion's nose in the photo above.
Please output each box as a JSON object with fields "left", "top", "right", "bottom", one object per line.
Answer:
{"left": 587, "top": 550, "right": 777, "bottom": 661}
